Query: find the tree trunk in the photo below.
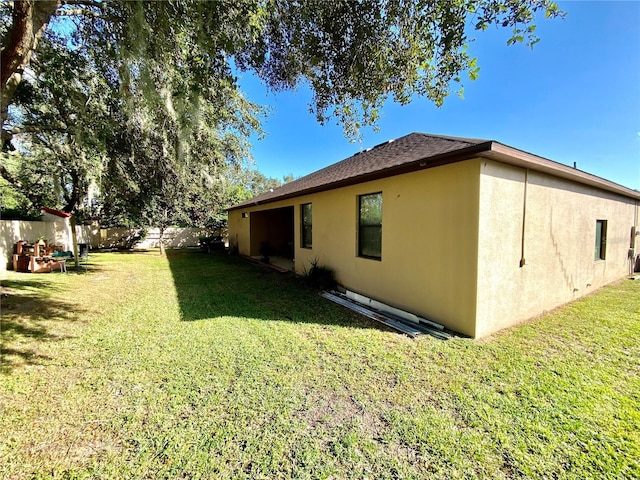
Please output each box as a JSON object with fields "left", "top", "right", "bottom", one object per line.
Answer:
{"left": 158, "top": 226, "right": 165, "bottom": 256}
{"left": 70, "top": 214, "right": 80, "bottom": 270}
{"left": 1, "top": 0, "right": 60, "bottom": 149}
{"left": 63, "top": 168, "right": 84, "bottom": 213}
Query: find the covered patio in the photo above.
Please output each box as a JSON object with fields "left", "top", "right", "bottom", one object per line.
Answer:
{"left": 248, "top": 206, "right": 294, "bottom": 263}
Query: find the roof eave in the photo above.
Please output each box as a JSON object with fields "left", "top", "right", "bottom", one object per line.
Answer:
{"left": 228, "top": 140, "right": 640, "bottom": 212}
{"left": 480, "top": 143, "right": 640, "bottom": 200}
{"left": 41, "top": 207, "right": 73, "bottom": 218}
{"left": 227, "top": 141, "right": 494, "bottom": 211}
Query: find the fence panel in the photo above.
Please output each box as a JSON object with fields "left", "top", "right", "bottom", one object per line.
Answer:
{"left": 1, "top": 222, "right": 210, "bottom": 273}
{"left": 0, "top": 220, "right": 70, "bottom": 273}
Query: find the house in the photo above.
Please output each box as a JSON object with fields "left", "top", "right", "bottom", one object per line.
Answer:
{"left": 228, "top": 133, "right": 640, "bottom": 338}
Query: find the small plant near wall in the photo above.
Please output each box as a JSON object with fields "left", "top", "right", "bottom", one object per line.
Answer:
{"left": 302, "top": 258, "right": 336, "bottom": 291}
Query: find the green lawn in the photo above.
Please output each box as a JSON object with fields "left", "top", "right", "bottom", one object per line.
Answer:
{"left": 1, "top": 250, "right": 639, "bottom": 479}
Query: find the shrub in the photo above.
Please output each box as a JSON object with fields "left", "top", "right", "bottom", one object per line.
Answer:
{"left": 302, "top": 258, "right": 336, "bottom": 291}
{"left": 120, "top": 228, "right": 147, "bottom": 250}
{"left": 0, "top": 207, "right": 41, "bottom": 221}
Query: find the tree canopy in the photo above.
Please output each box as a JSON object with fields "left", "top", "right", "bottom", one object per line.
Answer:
{"left": 0, "top": 0, "right": 563, "bottom": 225}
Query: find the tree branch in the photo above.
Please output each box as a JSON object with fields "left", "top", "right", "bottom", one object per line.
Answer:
{"left": 1, "top": 0, "right": 60, "bottom": 150}
{"left": 1, "top": 0, "right": 60, "bottom": 93}
{"left": 61, "top": 0, "right": 105, "bottom": 8}
{"left": 0, "top": 161, "right": 19, "bottom": 187}
{"left": 9, "top": 125, "right": 68, "bottom": 135}
{"left": 54, "top": 9, "right": 105, "bottom": 18}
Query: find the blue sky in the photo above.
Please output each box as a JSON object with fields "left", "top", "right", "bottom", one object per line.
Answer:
{"left": 239, "top": 1, "right": 640, "bottom": 190}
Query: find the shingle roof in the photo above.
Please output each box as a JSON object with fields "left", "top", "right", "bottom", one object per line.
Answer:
{"left": 231, "top": 133, "right": 490, "bottom": 209}
{"left": 230, "top": 131, "right": 640, "bottom": 210}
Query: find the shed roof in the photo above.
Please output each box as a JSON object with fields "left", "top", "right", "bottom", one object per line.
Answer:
{"left": 41, "top": 207, "right": 72, "bottom": 218}
{"left": 230, "top": 132, "right": 640, "bottom": 210}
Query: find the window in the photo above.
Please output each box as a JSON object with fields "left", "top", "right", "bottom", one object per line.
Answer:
{"left": 301, "top": 203, "right": 312, "bottom": 248}
{"left": 595, "top": 220, "right": 607, "bottom": 260}
{"left": 358, "top": 192, "right": 382, "bottom": 259}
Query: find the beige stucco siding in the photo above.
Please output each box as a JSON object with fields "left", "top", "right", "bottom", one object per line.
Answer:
{"left": 476, "top": 160, "right": 638, "bottom": 338}
{"left": 229, "top": 160, "right": 482, "bottom": 336}
{"left": 227, "top": 209, "right": 246, "bottom": 253}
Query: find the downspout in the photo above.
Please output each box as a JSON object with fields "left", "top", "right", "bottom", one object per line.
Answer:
{"left": 519, "top": 169, "right": 529, "bottom": 268}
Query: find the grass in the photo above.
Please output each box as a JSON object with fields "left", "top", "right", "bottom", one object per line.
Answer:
{"left": 1, "top": 250, "right": 639, "bottom": 479}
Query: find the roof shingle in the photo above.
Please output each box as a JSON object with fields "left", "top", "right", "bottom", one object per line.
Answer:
{"left": 230, "top": 131, "right": 640, "bottom": 209}
{"left": 231, "top": 132, "right": 489, "bottom": 209}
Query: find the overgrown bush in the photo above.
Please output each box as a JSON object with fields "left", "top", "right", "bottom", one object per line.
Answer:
{"left": 302, "top": 258, "right": 336, "bottom": 291}
{"left": 120, "top": 228, "right": 147, "bottom": 250}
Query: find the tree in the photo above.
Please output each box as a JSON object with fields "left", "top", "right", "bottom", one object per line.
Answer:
{"left": 1, "top": 1, "right": 564, "bottom": 255}
{"left": 2, "top": 1, "right": 564, "bottom": 151}
{"left": 2, "top": 32, "right": 107, "bottom": 210}
{"left": 3, "top": 15, "right": 264, "bottom": 257}
{"left": 91, "top": 48, "right": 264, "bottom": 254}
{"left": 282, "top": 173, "right": 296, "bottom": 184}
{"left": 0, "top": 0, "right": 58, "bottom": 146}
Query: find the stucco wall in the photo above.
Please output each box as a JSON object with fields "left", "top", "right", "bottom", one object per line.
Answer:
{"left": 228, "top": 210, "right": 248, "bottom": 254}
{"left": 229, "top": 160, "right": 482, "bottom": 336}
{"left": 475, "top": 160, "right": 639, "bottom": 338}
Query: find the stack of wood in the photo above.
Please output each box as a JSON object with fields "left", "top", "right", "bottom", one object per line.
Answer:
{"left": 12, "top": 240, "right": 65, "bottom": 273}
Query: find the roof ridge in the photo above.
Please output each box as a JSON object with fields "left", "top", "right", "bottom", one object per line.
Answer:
{"left": 414, "top": 132, "right": 489, "bottom": 145}
{"left": 230, "top": 131, "right": 639, "bottom": 211}
{"left": 231, "top": 132, "right": 489, "bottom": 209}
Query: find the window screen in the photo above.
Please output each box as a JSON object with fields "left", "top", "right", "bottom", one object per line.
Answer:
{"left": 301, "top": 203, "right": 312, "bottom": 248}
{"left": 358, "top": 193, "right": 382, "bottom": 259}
{"left": 595, "top": 220, "right": 607, "bottom": 260}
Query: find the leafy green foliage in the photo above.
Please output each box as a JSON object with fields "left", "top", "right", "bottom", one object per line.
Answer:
{"left": 2, "top": 33, "right": 106, "bottom": 216}
{"left": 2, "top": 23, "right": 268, "bottom": 229}
{"left": 235, "top": 0, "right": 564, "bottom": 136}
{"left": 1, "top": 0, "right": 564, "bottom": 224}
{"left": 0, "top": 176, "right": 41, "bottom": 219}
{"left": 3, "top": 1, "right": 565, "bottom": 141}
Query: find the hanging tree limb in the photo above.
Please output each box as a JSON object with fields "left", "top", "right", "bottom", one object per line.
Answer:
{"left": 1, "top": 0, "right": 60, "bottom": 150}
